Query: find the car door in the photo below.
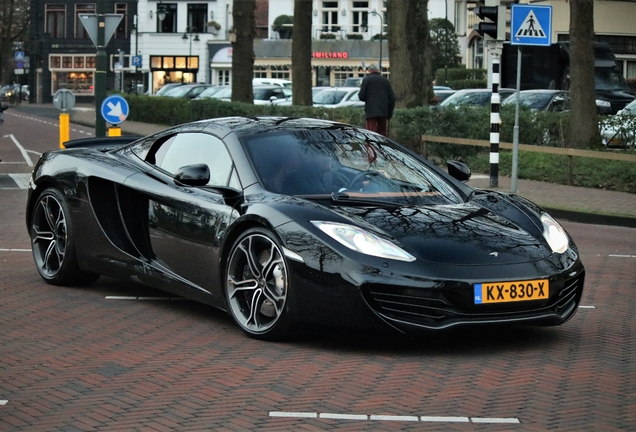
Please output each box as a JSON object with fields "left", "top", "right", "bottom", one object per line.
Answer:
{"left": 126, "top": 131, "right": 241, "bottom": 297}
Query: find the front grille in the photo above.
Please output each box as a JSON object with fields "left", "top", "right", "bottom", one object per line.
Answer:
{"left": 362, "top": 272, "right": 585, "bottom": 329}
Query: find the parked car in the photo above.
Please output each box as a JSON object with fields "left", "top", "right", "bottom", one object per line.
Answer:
{"left": 252, "top": 85, "right": 292, "bottom": 105}
{"left": 437, "top": 88, "right": 516, "bottom": 108}
{"left": 432, "top": 88, "right": 456, "bottom": 105}
{"left": 252, "top": 78, "right": 292, "bottom": 88}
{"left": 26, "top": 117, "right": 584, "bottom": 340}
{"left": 600, "top": 98, "right": 636, "bottom": 148}
{"left": 343, "top": 77, "right": 363, "bottom": 87}
{"left": 153, "top": 83, "right": 184, "bottom": 96}
{"left": 193, "top": 86, "right": 227, "bottom": 100}
{"left": 502, "top": 89, "right": 613, "bottom": 115}
{"left": 502, "top": 89, "right": 570, "bottom": 112}
{"left": 312, "top": 87, "right": 362, "bottom": 108}
{"left": 162, "top": 83, "right": 212, "bottom": 99}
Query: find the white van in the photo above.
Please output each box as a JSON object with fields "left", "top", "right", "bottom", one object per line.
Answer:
{"left": 252, "top": 78, "right": 292, "bottom": 88}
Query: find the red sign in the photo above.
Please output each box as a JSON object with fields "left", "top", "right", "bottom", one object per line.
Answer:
{"left": 312, "top": 51, "right": 349, "bottom": 59}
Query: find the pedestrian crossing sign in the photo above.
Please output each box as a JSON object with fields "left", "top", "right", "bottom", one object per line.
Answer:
{"left": 511, "top": 4, "right": 552, "bottom": 46}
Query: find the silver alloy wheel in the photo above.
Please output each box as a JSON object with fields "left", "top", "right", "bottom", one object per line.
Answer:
{"left": 31, "top": 193, "right": 67, "bottom": 278}
{"left": 226, "top": 233, "right": 288, "bottom": 334}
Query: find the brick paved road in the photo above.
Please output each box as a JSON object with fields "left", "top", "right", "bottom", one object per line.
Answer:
{"left": 1, "top": 109, "right": 635, "bottom": 431}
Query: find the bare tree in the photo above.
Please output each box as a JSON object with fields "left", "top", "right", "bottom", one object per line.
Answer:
{"left": 0, "top": 0, "right": 29, "bottom": 84}
{"left": 568, "top": 0, "right": 600, "bottom": 148}
{"left": 231, "top": 0, "right": 256, "bottom": 104}
{"left": 387, "top": 1, "right": 432, "bottom": 108}
{"left": 291, "top": 0, "right": 312, "bottom": 106}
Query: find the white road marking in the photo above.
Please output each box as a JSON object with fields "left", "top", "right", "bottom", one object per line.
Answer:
{"left": 9, "top": 173, "right": 31, "bottom": 188}
{"left": 26, "top": 149, "right": 42, "bottom": 156}
{"left": 105, "top": 296, "right": 187, "bottom": 301}
{"left": 7, "top": 134, "right": 34, "bottom": 167}
{"left": 579, "top": 305, "right": 596, "bottom": 309}
{"left": 270, "top": 412, "right": 317, "bottom": 418}
{"left": 5, "top": 113, "right": 94, "bottom": 136}
{"left": 268, "top": 412, "right": 520, "bottom": 424}
{"left": 609, "top": 254, "right": 636, "bottom": 258}
{"left": 0, "top": 248, "right": 31, "bottom": 252}
{"left": 0, "top": 400, "right": 8, "bottom": 405}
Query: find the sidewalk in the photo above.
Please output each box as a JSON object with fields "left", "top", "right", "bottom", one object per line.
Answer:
{"left": 12, "top": 103, "right": 636, "bottom": 228}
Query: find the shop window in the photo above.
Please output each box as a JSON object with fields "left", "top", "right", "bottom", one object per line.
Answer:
{"left": 46, "top": 4, "right": 66, "bottom": 38}
{"left": 158, "top": 3, "right": 177, "bottom": 33}
{"left": 75, "top": 4, "right": 96, "bottom": 38}
{"left": 52, "top": 71, "right": 94, "bottom": 95}
{"left": 175, "top": 57, "right": 187, "bottom": 69}
{"left": 50, "top": 56, "right": 61, "bottom": 68}
{"left": 62, "top": 56, "right": 73, "bottom": 68}
{"left": 86, "top": 56, "right": 96, "bottom": 68}
{"left": 74, "top": 57, "right": 84, "bottom": 68}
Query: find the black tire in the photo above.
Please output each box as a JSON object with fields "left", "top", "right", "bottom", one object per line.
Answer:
{"left": 30, "top": 187, "right": 99, "bottom": 286}
{"left": 225, "top": 227, "right": 295, "bottom": 340}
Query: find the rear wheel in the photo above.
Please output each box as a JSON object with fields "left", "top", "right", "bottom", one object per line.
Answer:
{"left": 225, "top": 228, "right": 294, "bottom": 340}
{"left": 30, "top": 188, "right": 99, "bottom": 285}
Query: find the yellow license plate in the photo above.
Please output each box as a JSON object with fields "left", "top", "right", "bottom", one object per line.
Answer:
{"left": 474, "top": 279, "right": 549, "bottom": 304}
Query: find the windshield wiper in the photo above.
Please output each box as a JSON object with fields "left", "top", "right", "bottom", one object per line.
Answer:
{"left": 329, "top": 191, "right": 400, "bottom": 207}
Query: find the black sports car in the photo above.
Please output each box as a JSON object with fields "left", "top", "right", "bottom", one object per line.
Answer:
{"left": 26, "top": 117, "right": 585, "bottom": 340}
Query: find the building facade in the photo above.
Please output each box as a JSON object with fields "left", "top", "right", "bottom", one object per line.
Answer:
{"left": 28, "top": 0, "right": 137, "bottom": 103}
{"left": 27, "top": 0, "right": 635, "bottom": 103}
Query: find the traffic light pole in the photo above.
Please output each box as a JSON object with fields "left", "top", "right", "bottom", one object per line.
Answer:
{"left": 488, "top": 40, "right": 503, "bottom": 188}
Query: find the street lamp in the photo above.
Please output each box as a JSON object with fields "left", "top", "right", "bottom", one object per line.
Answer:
{"left": 369, "top": 9, "right": 383, "bottom": 71}
{"left": 182, "top": 26, "right": 200, "bottom": 82}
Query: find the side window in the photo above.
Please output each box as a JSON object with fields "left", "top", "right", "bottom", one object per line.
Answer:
{"left": 153, "top": 132, "right": 234, "bottom": 186}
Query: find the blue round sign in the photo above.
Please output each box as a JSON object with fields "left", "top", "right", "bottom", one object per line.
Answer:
{"left": 100, "top": 94, "right": 129, "bottom": 125}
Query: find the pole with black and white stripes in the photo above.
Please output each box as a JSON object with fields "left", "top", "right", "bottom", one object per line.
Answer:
{"left": 488, "top": 40, "right": 503, "bottom": 188}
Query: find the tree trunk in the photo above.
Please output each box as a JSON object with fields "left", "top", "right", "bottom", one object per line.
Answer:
{"left": 568, "top": 0, "right": 599, "bottom": 149}
{"left": 387, "top": 1, "right": 432, "bottom": 108}
{"left": 231, "top": 0, "right": 256, "bottom": 103}
{"left": 292, "top": 0, "right": 313, "bottom": 105}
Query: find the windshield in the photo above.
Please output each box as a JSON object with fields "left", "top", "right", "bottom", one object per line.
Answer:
{"left": 156, "top": 84, "right": 181, "bottom": 96}
{"left": 199, "top": 86, "right": 223, "bottom": 98}
{"left": 241, "top": 129, "right": 464, "bottom": 206}
{"left": 164, "top": 86, "right": 194, "bottom": 97}
{"left": 313, "top": 90, "right": 348, "bottom": 105}
{"left": 595, "top": 67, "right": 631, "bottom": 91}
{"left": 440, "top": 91, "right": 491, "bottom": 107}
{"left": 503, "top": 92, "right": 556, "bottom": 110}
{"left": 212, "top": 87, "right": 232, "bottom": 98}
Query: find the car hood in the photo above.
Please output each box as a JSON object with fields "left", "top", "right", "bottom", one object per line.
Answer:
{"left": 264, "top": 191, "right": 550, "bottom": 266}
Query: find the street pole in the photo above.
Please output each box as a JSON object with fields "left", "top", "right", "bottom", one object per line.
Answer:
{"left": 95, "top": 2, "right": 107, "bottom": 137}
{"left": 369, "top": 10, "right": 383, "bottom": 71}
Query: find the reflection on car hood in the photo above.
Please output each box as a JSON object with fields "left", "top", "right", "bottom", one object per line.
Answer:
{"left": 333, "top": 201, "right": 548, "bottom": 265}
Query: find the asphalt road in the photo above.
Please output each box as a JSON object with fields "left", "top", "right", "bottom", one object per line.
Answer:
{"left": 1, "top": 110, "right": 635, "bottom": 431}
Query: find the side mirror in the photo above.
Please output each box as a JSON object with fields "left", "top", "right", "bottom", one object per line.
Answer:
{"left": 174, "top": 163, "right": 210, "bottom": 186}
{"left": 447, "top": 160, "right": 471, "bottom": 182}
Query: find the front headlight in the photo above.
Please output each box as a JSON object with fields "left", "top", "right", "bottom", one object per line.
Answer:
{"left": 541, "top": 213, "right": 569, "bottom": 254}
{"left": 312, "top": 221, "right": 416, "bottom": 262}
{"left": 596, "top": 99, "right": 611, "bottom": 108}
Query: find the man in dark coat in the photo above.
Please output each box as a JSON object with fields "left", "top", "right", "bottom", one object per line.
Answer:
{"left": 358, "top": 64, "right": 395, "bottom": 137}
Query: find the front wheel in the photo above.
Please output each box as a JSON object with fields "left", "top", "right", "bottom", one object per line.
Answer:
{"left": 30, "top": 187, "right": 99, "bottom": 286}
{"left": 225, "top": 228, "right": 295, "bottom": 340}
